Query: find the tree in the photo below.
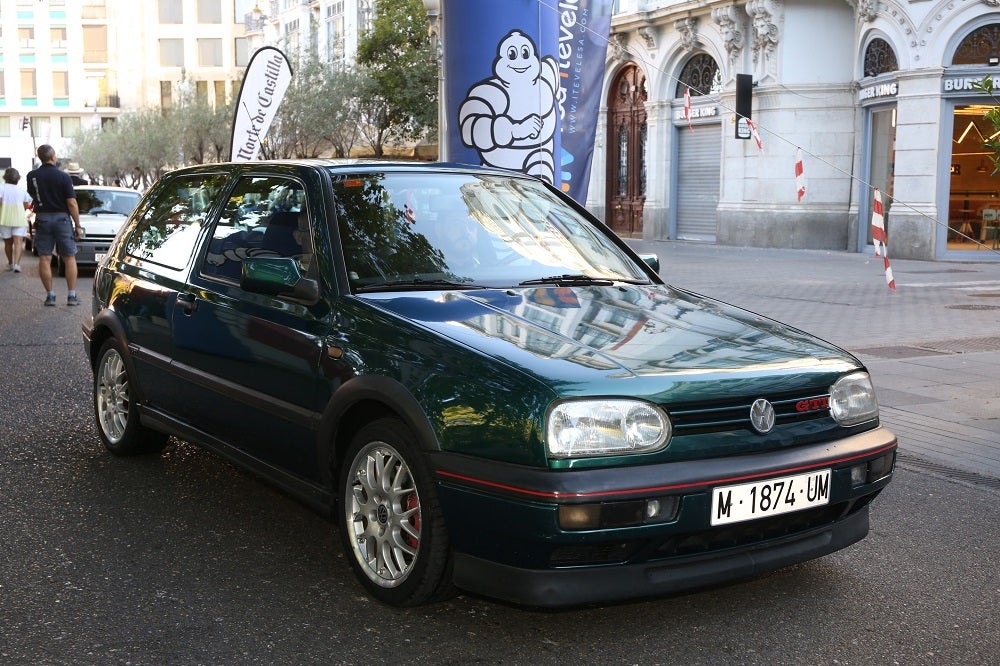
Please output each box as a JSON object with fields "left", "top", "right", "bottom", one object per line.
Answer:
{"left": 355, "top": 0, "right": 437, "bottom": 154}
{"left": 973, "top": 75, "right": 1000, "bottom": 176}
{"left": 259, "top": 52, "right": 366, "bottom": 159}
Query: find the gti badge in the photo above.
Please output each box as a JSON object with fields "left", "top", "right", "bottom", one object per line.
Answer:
{"left": 750, "top": 398, "right": 776, "bottom": 434}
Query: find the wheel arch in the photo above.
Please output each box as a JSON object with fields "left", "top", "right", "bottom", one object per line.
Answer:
{"left": 318, "top": 375, "right": 440, "bottom": 492}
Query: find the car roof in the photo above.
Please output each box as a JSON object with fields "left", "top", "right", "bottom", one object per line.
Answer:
{"left": 74, "top": 185, "right": 141, "bottom": 193}
{"left": 164, "top": 159, "right": 532, "bottom": 179}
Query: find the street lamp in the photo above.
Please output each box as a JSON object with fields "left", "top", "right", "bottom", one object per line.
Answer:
{"left": 422, "top": 0, "right": 446, "bottom": 159}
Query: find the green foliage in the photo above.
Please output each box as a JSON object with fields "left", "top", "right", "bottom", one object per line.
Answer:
{"left": 263, "top": 52, "right": 366, "bottom": 159}
{"left": 355, "top": 0, "right": 438, "bottom": 152}
{"left": 972, "top": 75, "right": 1000, "bottom": 176}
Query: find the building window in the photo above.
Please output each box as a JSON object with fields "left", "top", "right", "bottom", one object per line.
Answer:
{"left": 82, "top": 0, "right": 107, "bottom": 20}
{"left": 198, "top": 39, "right": 223, "bottom": 67}
{"left": 159, "top": 0, "right": 182, "bottom": 23}
{"left": 952, "top": 23, "right": 1000, "bottom": 66}
{"left": 235, "top": 37, "right": 250, "bottom": 67}
{"left": 160, "top": 39, "right": 184, "bottom": 67}
{"left": 676, "top": 54, "right": 722, "bottom": 97}
{"left": 196, "top": 80, "right": 209, "bottom": 103}
{"left": 214, "top": 80, "right": 226, "bottom": 107}
{"left": 197, "top": 0, "right": 222, "bottom": 23}
{"left": 18, "top": 26, "right": 35, "bottom": 48}
{"left": 61, "top": 117, "right": 82, "bottom": 138}
{"left": 51, "top": 26, "right": 68, "bottom": 49}
{"left": 21, "top": 69, "right": 36, "bottom": 98}
{"left": 0, "top": 117, "right": 10, "bottom": 137}
{"left": 83, "top": 25, "right": 108, "bottom": 63}
{"left": 863, "top": 38, "right": 898, "bottom": 77}
{"left": 53, "top": 71, "right": 69, "bottom": 98}
{"left": 160, "top": 80, "right": 173, "bottom": 112}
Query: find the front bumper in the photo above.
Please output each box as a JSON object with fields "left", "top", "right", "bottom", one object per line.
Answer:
{"left": 432, "top": 426, "right": 896, "bottom": 607}
{"left": 75, "top": 238, "right": 115, "bottom": 266}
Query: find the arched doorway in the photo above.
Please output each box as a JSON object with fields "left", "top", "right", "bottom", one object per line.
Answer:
{"left": 606, "top": 63, "right": 647, "bottom": 237}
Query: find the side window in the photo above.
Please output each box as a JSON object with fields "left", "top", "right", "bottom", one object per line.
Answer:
{"left": 124, "top": 173, "right": 228, "bottom": 270}
{"left": 201, "top": 175, "right": 314, "bottom": 284}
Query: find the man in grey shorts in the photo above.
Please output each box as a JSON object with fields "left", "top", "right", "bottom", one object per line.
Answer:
{"left": 26, "top": 144, "right": 83, "bottom": 306}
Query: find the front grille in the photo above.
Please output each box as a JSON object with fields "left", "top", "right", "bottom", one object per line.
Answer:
{"left": 652, "top": 500, "right": 854, "bottom": 558}
{"left": 669, "top": 391, "right": 831, "bottom": 435}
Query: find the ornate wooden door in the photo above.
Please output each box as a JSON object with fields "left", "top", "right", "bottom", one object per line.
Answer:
{"left": 606, "top": 63, "right": 647, "bottom": 237}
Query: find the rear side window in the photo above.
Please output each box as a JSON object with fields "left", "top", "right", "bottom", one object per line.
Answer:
{"left": 201, "top": 175, "right": 314, "bottom": 284}
{"left": 124, "top": 173, "right": 228, "bottom": 270}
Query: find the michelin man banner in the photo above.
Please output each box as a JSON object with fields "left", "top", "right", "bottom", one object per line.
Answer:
{"left": 442, "top": 0, "right": 611, "bottom": 203}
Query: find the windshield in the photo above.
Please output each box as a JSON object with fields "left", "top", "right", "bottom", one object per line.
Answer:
{"left": 331, "top": 171, "right": 649, "bottom": 292}
{"left": 77, "top": 189, "right": 141, "bottom": 216}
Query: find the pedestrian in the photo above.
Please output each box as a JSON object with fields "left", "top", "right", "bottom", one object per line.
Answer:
{"left": 26, "top": 144, "right": 83, "bottom": 306}
{"left": 0, "top": 167, "right": 33, "bottom": 273}
{"left": 65, "top": 162, "right": 88, "bottom": 186}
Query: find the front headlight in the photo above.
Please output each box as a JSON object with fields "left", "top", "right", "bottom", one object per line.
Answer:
{"left": 829, "top": 372, "right": 879, "bottom": 426}
{"left": 546, "top": 399, "right": 671, "bottom": 459}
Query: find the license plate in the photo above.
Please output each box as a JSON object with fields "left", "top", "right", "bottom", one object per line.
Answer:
{"left": 95, "top": 253, "right": 106, "bottom": 263}
{"left": 711, "top": 469, "right": 831, "bottom": 526}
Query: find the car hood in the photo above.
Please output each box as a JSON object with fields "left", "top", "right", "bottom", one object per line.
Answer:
{"left": 357, "top": 284, "right": 861, "bottom": 399}
{"left": 79, "top": 212, "right": 128, "bottom": 236}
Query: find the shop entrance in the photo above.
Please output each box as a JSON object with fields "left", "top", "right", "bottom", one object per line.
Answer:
{"left": 948, "top": 104, "right": 1000, "bottom": 251}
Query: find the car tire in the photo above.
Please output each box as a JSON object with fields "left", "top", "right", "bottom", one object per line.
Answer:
{"left": 94, "top": 339, "right": 168, "bottom": 456}
{"left": 338, "top": 417, "right": 455, "bottom": 606}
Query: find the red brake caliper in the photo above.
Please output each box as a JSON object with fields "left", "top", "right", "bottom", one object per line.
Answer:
{"left": 405, "top": 494, "right": 420, "bottom": 548}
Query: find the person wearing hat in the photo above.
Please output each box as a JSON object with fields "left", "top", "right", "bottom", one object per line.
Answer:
{"left": 65, "top": 161, "right": 88, "bottom": 186}
{"left": 26, "top": 144, "right": 83, "bottom": 306}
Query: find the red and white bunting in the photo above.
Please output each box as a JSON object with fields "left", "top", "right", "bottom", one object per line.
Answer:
{"left": 746, "top": 118, "right": 764, "bottom": 153}
{"left": 870, "top": 188, "right": 896, "bottom": 291}
{"left": 684, "top": 88, "right": 693, "bottom": 132}
{"left": 794, "top": 148, "right": 806, "bottom": 202}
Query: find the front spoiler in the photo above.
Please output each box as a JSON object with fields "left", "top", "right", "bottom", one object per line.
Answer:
{"left": 453, "top": 504, "right": 870, "bottom": 608}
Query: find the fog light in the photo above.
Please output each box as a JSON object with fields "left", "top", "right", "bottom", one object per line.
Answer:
{"left": 643, "top": 496, "right": 679, "bottom": 524}
{"left": 850, "top": 463, "right": 867, "bottom": 487}
{"left": 867, "top": 452, "right": 895, "bottom": 483}
{"left": 559, "top": 504, "right": 601, "bottom": 530}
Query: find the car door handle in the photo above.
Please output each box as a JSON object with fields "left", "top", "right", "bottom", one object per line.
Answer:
{"left": 177, "top": 292, "right": 198, "bottom": 314}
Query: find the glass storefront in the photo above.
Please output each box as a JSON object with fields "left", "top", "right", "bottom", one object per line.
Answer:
{"left": 947, "top": 103, "right": 1000, "bottom": 252}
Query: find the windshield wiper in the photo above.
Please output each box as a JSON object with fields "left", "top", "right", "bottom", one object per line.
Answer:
{"left": 518, "top": 274, "right": 615, "bottom": 287}
{"left": 355, "top": 278, "right": 489, "bottom": 293}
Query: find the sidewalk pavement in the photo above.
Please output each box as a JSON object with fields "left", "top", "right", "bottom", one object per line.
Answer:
{"left": 626, "top": 240, "right": 1000, "bottom": 482}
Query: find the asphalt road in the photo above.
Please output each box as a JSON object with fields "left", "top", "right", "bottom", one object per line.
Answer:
{"left": 2, "top": 261, "right": 998, "bottom": 666}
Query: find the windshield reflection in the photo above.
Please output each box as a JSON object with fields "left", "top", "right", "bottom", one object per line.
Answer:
{"left": 331, "top": 171, "right": 649, "bottom": 291}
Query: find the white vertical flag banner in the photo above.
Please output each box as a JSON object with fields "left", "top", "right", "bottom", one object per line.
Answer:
{"left": 870, "top": 188, "right": 896, "bottom": 290}
{"left": 230, "top": 47, "right": 293, "bottom": 162}
{"left": 794, "top": 148, "right": 806, "bottom": 202}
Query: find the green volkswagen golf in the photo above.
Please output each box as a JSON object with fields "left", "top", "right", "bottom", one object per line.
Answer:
{"left": 83, "top": 161, "right": 896, "bottom": 607}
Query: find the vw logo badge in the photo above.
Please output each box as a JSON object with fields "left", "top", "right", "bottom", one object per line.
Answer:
{"left": 750, "top": 398, "right": 776, "bottom": 434}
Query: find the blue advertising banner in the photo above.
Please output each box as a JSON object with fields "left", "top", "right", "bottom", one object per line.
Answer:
{"left": 441, "top": 0, "right": 611, "bottom": 203}
{"left": 443, "top": 0, "right": 560, "bottom": 186}
{"left": 441, "top": 0, "right": 612, "bottom": 203}
{"left": 555, "top": 0, "right": 612, "bottom": 203}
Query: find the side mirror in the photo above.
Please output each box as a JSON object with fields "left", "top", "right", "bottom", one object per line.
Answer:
{"left": 639, "top": 253, "right": 660, "bottom": 274}
{"left": 241, "top": 256, "right": 319, "bottom": 303}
